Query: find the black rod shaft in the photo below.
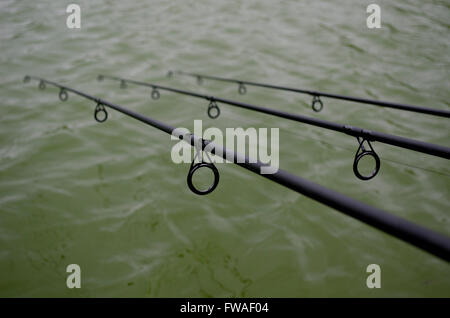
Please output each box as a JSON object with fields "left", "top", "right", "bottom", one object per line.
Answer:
{"left": 25, "top": 76, "right": 450, "bottom": 262}
{"left": 174, "top": 71, "right": 450, "bottom": 118}
{"left": 98, "top": 75, "right": 450, "bottom": 160}
{"left": 27, "top": 76, "right": 174, "bottom": 134}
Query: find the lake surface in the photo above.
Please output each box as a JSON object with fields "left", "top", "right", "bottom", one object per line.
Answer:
{"left": 0, "top": 0, "right": 449, "bottom": 297}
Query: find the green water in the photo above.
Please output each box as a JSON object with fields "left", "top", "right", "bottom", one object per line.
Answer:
{"left": 0, "top": 0, "right": 449, "bottom": 297}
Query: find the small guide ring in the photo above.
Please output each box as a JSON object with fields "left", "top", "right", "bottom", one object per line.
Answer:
{"left": 94, "top": 103, "right": 108, "bottom": 123}
{"left": 59, "top": 89, "right": 68, "bottom": 101}
{"left": 238, "top": 83, "right": 247, "bottom": 95}
{"left": 207, "top": 103, "right": 220, "bottom": 119}
{"left": 151, "top": 89, "right": 160, "bottom": 100}
{"left": 312, "top": 96, "right": 323, "bottom": 112}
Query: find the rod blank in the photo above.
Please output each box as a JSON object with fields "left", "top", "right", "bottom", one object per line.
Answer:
{"left": 172, "top": 71, "right": 450, "bottom": 118}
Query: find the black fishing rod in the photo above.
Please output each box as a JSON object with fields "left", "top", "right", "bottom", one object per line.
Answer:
{"left": 23, "top": 75, "right": 450, "bottom": 262}
{"left": 169, "top": 70, "right": 450, "bottom": 118}
{"left": 97, "top": 74, "right": 450, "bottom": 181}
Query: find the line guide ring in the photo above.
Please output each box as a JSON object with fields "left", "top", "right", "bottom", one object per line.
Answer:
{"left": 187, "top": 141, "right": 219, "bottom": 195}
{"left": 238, "top": 82, "right": 247, "bottom": 95}
{"left": 38, "top": 80, "right": 46, "bottom": 90}
{"left": 207, "top": 99, "right": 220, "bottom": 119}
{"left": 94, "top": 102, "right": 108, "bottom": 123}
{"left": 59, "top": 88, "right": 68, "bottom": 101}
{"left": 151, "top": 87, "right": 160, "bottom": 100}
{"left": 312, "top": 95, "right": 323, "bottom": 112}
{"left": 353, "top": 137, "right": 380, "bottom": 180}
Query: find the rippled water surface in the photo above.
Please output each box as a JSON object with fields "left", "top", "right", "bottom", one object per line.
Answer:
{"left": 0, "top": 0, "right": 449, "bottom": 297}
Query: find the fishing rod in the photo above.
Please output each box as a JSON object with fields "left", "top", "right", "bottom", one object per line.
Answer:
{"left": 97, "top": 74, "right": 450, "bottom": 181}
{"left": 23, "top": 75, "right": 450, "bottom": 262}
{"left": 169, "top": 70, "right": 450, "bottom": 118}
